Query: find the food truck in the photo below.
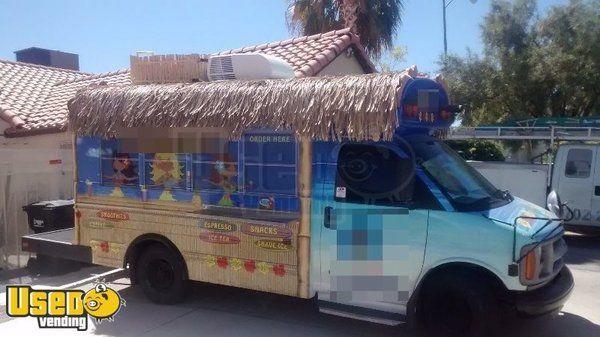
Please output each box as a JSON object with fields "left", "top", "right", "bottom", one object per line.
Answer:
{"left": 22, "top": 68, "right": 573, "bottom": 336}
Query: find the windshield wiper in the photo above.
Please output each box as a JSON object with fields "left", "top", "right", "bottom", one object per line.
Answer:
{"left": 474, "top": 190, "right": 510, "bottom": 206}
{"left": 493, "top": 189, "right": 513, "bottom": 201}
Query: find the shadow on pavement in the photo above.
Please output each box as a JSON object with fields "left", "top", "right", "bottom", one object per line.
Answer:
{"left": 0, "top": 264, "right": 112, "bottom": 293}
{"left": 93, "top": 281, "right": 599, "bottom": 337}
{"left": 502, "top": 312, "right": 600, "bottom": 337}
{"left": 0, "top": 267, "right": 30, "bottom": 281}
{"left": 93, "top": 283, "right": 402, "bottom": 337}
{"left": 564, "top": 233, "right": 600, "bottom": 249}
{"left": 563, "top": 233, "right": 600, "bottom": 266}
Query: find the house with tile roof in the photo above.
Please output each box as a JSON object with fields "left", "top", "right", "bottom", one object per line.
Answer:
{"left": 0, "top": 28, "right": 375, "bottom": 269}
{"left": 0, "top": 60, "right": 130, "bottom": 269}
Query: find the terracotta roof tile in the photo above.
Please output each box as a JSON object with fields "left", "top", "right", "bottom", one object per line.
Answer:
{"left": 1, "top": 63, "right": 131, "bottom": 136}
{"left": 27, "top": 70, "right": 131, "bottom": 131}
{"left": 0, "top": 59, "right": 88, "bottom": 130}
{"left": 217, "top": 28, "right": 375, "bottom": 78}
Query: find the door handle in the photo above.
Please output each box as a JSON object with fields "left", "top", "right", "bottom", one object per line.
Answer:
{"left": 324, "top": 206, "right": 333, "bottom": 229}
{"left": 595, "top": 186, "right": 600, "bottom": 196}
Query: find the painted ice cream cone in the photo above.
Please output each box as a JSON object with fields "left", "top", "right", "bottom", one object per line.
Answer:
{"left": 85, "top": 179, "right": 93, "bottom": 197}
{"left": 192, "top": 193, "right": 203, "bottom": 210}
{"left": 141, "top": 186, "right": 148, "bottom": 202}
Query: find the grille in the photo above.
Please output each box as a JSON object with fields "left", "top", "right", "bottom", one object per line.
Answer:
{"left": 520, "top": 233, "right": 567, "bottom": 289}
{"left": 208, "top": 56, "right": 236, "bottom": 81}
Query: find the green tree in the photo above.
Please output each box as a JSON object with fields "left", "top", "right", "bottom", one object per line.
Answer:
{"left": 441, "top": 0, "right": 600, "bottom": 126}
{"left": 535, "top": 0, "right": 600, "bottom": 117}
{"left": 376, "top": 45, "right": 407, "bottom": 72}
{"left": 286, "top": 0, "right": 404, "bottom": 58}
{"left": 446, "top": 140, "right": 505, "bottom": 161}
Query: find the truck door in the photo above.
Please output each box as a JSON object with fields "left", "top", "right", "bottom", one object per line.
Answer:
{"left": 555, "top": 146, "right": 595, "bottom": 226}
{"left": 317, "top": 143, "right": 428, "bottom": 316}
{"left": 591, "top": 147, "right": 600, "bottom": 227}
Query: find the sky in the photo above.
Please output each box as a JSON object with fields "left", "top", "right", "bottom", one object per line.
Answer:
{"left": 0, "top": 0, "right": 569, "bottom": 75}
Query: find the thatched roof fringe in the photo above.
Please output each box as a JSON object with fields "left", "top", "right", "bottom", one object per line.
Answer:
{"left": 68, "top": 71, "right": 412, "bottom": 141}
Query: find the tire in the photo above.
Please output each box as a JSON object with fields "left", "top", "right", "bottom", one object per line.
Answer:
{"left": 36, "top": 255, "right": 58, "bottom": 275}
{"left": 135, "top": 243, "right": 188, "bottom": 304}
{"left": 420, "top": 272, "right": 500, "bottom": 337}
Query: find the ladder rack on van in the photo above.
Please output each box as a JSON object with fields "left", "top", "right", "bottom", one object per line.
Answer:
{"left": 448, "top": 126, "right": 600, "bottom": 145}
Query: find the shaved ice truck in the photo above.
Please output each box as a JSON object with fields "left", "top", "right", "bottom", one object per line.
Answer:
{"left": 24, "top": 66, "right": 572, "bottom": 336}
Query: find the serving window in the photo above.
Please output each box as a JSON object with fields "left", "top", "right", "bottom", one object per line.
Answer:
{"left": 100, "top": 139, "right": 140, "bottom": 187}
{"left": 96, "top": 130, "right": 299, "bottom": 210}
{"left": 193, "top": 141, "right": 239, "bottom": 191}
{"left": 143, "top": 153, "right": 188, "bottom": 190}
{"left": 242, "top": 133, "right": 297, "bottom": 196}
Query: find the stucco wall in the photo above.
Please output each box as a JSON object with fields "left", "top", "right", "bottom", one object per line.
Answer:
{"left": 0, "top": 131, "right": 73, "bottom": 268}
{"left": 0, "top": 120, "right": 9, "bottom": 131}
{"left": 317, "top": 48, "right": 367, "bottom": 76}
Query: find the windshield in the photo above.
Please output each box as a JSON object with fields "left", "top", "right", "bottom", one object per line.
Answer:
{"left": 409, "top": 138, "right": 511, "bottom": 211}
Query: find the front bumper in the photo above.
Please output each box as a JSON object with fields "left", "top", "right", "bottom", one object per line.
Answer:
{"left": 507, "top": 266, "right": 574, "bottom": 316}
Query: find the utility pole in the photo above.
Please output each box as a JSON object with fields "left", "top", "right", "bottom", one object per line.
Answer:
{"left": 443, "top": 0, "right": 448, "bottom": 57}
{"left": 443, "top": 0, "right": 477, "bottom": 58}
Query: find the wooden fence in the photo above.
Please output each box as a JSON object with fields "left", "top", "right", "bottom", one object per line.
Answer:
{"left": 130, "top": 54, "right": 210, "bottom": 84}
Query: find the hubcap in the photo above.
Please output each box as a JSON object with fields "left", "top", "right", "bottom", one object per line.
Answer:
{"left": 435, "top": 292, "right": 473, "bottom": 333}
{"left": 146, "top": 259, "right": 175, "bottom": 290}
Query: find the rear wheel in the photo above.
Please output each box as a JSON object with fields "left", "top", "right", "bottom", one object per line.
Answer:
{"left": 135, "top": 244, "right": 188, "bottom": 304}
{"left": 420, "top": 272, "right": 500, "bottom": 337}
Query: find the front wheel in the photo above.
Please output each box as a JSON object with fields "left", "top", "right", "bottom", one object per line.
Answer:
{"left": 135, "top": 244, "right": 188, "bottom": 304}
{"left": 420, "top": 272, "right": 500, "bottom": 337}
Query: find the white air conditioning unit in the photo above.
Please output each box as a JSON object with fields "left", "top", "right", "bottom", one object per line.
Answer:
{"left": 207, "top": 53, "right": 295, "bottom": 81}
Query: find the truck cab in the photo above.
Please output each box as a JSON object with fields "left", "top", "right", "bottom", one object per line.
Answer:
{"left": 310, "top": 77, "right": 574, "bottom": 336}
{"left": 552, "top": 143, "right": 600, "bottom": 229}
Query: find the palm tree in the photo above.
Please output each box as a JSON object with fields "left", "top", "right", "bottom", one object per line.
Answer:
{"left": 287, "top": 0, "right": 404, "bottom": 58}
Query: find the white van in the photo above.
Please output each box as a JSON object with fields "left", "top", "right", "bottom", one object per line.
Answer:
{"left": 551, "top": 144, "right": 600, "bottom": 229}
{"left": 470, "top": 143, "right": 600, "bottom": 231}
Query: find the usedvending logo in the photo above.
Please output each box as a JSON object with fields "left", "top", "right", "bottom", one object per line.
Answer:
{"left": 5, "top": 283, "right": 125, "bottom": 331}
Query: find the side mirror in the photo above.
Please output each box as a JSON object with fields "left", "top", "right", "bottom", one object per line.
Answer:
{"left": 547, "top": 190, "right": 573, "bottom": 221}
{"left": 547, "top": 190, "right": 563, "bottom": 218}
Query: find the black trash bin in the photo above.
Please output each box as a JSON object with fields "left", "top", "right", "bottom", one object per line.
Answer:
{"left": 22, "top": 199, "right": 74, "bottom": 234}
{"left": 22, "top": 199, "right": 78, "bottom": 275}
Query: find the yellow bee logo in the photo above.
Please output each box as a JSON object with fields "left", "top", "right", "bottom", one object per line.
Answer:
{"left": 83, "top": 283, "right": 125, "bottom": 322}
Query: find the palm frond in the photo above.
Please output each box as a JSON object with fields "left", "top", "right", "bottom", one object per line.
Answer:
{"left": 286, "top": 0, "right": 404, "bottom": 57}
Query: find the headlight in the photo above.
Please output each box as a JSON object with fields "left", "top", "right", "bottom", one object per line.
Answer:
{"left": 520, "top": 244, "right": 541, "bottom": 284}
{"left": 523, "top": 249, "right": 538, "bottom": 281}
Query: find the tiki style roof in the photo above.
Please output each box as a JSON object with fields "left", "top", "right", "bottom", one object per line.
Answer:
{"left": 68, "top": 71, "right": 413, "bottom": 142}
